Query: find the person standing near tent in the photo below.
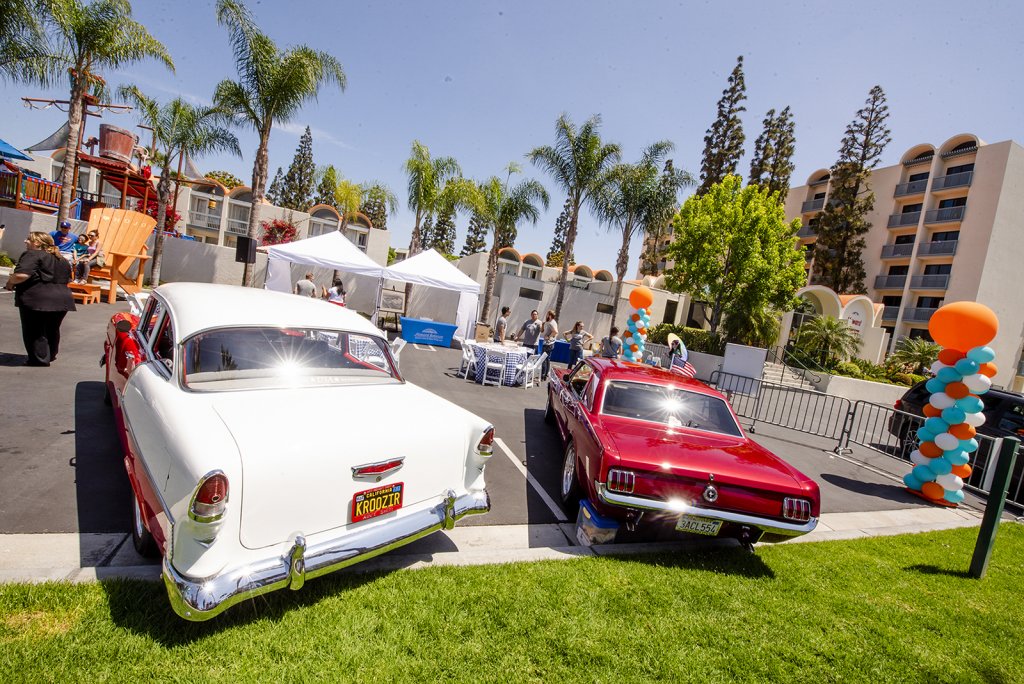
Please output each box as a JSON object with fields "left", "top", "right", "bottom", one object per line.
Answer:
{"left": 294, "top": 272, "right": 317, "bottom": 297}
{"left": 325, "top": 278, "right": 346, "bottom": 307}
{"left": 512, "top": 310, "right": 542, "bottom": 350}
{"left": 540, "top": 310, "right": 559, "bottom": 380}
{"left": 564, "top": 321, "right": 593, "bottom": 368}
{"left": 4, "top": 232, "right": 76, "bottom": 366}
{"left": 493, "top": 306, "right": 510, "bottom": 342}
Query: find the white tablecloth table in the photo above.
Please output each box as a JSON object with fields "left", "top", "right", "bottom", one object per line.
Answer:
{"left": 472, "top": 343, "right": 531, "bottom": 386}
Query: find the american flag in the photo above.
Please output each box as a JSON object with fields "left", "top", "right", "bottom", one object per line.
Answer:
{"left": 669, "top": 355, "right": 697, "bottom": 378}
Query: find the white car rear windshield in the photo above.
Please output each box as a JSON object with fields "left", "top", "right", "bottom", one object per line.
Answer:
{"left": 601, "top": 381, "right": 742, "bottom": 436}
{"left": 182, "top": 327, "right": 398, "bottom": 390}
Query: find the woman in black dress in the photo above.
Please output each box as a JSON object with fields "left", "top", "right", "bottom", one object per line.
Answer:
{"left": 3, "top": 231, "right": 76, "bottom": 366}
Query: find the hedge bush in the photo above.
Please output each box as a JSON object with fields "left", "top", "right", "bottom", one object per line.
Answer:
{"left": 647, "top": 324, "right": 725, "bottom": 355}
{"left": 0, "top": 251, "right": 14, "bottom": 268}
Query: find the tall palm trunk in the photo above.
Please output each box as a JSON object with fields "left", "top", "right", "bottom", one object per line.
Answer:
{"left": 480, "top": 226, "right": 501, "bottom": 324}
{"left": 243, "top": 127, "right": 271, "bottom": 287}
{"left": 408, "top": 208, "right": 424, "bottom": 256}
{"left": 149, "top": 168, "right": 173, "bottom": 286}
{"left": 57, "top": 78, "right": 88, "bottom": 223}
{"left": 610, "top": 225, "right": 632, "bottom": 325}
{"left": 554, "top": 204, "right": 579, "bottom": 321}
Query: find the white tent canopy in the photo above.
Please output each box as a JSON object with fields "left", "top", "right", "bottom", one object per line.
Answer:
{"left": 264, "top": 233, "right": 480, "bottom": 341}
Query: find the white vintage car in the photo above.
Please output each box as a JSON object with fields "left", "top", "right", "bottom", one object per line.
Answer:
{"left": 103, "top": 283, "right": 492, "bottom": 620}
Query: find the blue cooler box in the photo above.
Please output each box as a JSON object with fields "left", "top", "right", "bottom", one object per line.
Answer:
{"left": 575, "top": 498, "right": 619, "bottom": 546}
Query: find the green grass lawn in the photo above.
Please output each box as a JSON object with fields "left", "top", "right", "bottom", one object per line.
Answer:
{"left": 2, "top": 525, "right": 1022, "bottom": 683}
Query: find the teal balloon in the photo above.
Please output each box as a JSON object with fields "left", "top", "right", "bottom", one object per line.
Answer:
{"left": 924, "top": 417, "right": 950, "bottom": 434}
{"left": 937, "top": 367, "right": 962, "bottom": 383}
{"left": 966, "top": 346, "right": 995, "bottom": 364}
{"left": 928, "top": 457, "right": 953, "bottom": 476}
{"left": 903, "top": 472, "right": 923, "bottom": 490}
{"left": 943, "top": 449, "right": 970, "bottom": 466}
{"left": 916, "top": 428, "right": 936, "bottom": 443}
{"left": 944, "top": 489, "right": 965, "bottom": 504}
{"left": 941, "top": 406, "right": 966, "bottom": 425}
{"left": 954, "top": 358, "right": 979, "bottom": 375}
{"left": 636, "top": 308, "right": 646, "bottom": 316}
{"left": 960, "top": 438, "right": 979, "bottom": 453}
{"left": 912, "top": 464, "right": 935, "bottom": 482}
{"left": 956, "top": 396, "right": 984, "bottom": 413}
{"left": 925, "top": 378, "right": 947, "bottom": 394}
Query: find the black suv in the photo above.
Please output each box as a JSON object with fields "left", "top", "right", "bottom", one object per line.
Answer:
{"left": 888, "top": 381, "right": 1024, "bottom": 443}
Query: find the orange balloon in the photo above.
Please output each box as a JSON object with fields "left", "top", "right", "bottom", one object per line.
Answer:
{"left": 631, "top": 313, "right": 641, "bottom": 322}
{"left": 951, "top": 464, "right": 973, "bottom": 479}
{"left": 949, "top": 423, "right": 976, "bottom": 440}
{"left": 979, "top": 362, "right": 998, "bottom": 378}
{"left": 937, "top": 349, "right": 965, "bottom": 365}
{"left": 944, "top": 382, "right": 970, "bottom": 400}
{"left": 921, "top": 481, "right": 946, "bottom": 500}
{"left": 920, "top": 441, "right": 943, "bottom": 458}
{"left": 928, "top": 302, "right": 998, "bottom": 351}
{"left": 637, "top": 328, "right": 646, "bottom": 336}
{"left": 630, "top": 344, "right": 639, "bottom": 352}
{"left": 923, "top": 404, "right": 942, "bottom": 418}
{"left": 629, "top": 286, "right": 654, "bottom": 310}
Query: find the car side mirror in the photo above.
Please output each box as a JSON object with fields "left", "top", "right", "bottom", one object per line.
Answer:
{"left": 115, "top": 319, "right": 132, "bottom": 333}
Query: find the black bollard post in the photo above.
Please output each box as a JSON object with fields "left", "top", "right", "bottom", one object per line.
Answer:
{"left": 969, "top": 437, "right": 1020, "bottom": 579}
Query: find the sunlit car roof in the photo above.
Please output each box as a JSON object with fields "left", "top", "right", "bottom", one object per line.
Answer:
{"left": 152, "top": 283, "right": 384, "bottom": 340}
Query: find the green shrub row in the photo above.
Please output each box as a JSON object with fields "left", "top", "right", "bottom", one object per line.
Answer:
{"left": 831, "top": 357, "right": 926, "bottom": 387}
{"left": 647, "top": 324, "right": 726, "bottom": 356}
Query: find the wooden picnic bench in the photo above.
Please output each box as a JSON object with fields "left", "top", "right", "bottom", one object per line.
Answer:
{"left": 68, "top": 281, "right": 101, "bottom": 304}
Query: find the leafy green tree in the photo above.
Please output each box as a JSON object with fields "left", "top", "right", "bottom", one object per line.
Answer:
{"left": 31, "top": 0, "right": 174, "bottom": 222}
{"left": 265, "top": 167, "right": 284, "bottom": 204}
{"left": 811, "top": 85, "right": 891, "bottom": 294}
{"left": 664, "top": 175, "right": 805, "bottom": 336}
{"left": 0, "top": 0, "right": 52, "bottom": 85}
{"left": 639, "top": 159, "right": 684, "bottom": 276}
{"left": 403, "top": 140, "right": 461, "bottom": 255}
{"left": 277, "top": 126, "right": 315, "bottom": 211}
{"left": 529, "top": 114, "right": 621, "bottom": 320}
{"left": 889, "top": 337, "right": 940, "bottom": 374}
{"left": 698, "top": 56, "right": 746, "bottom": 195}
{"left": 748, "top": 106, "right": 796, "bottom": 197}
{"left": 430, "top": 207, "right": 457, "bottom": 255}
{"left": 205, "top": 169, "right": 243, "bottom": 189}
{"left": 460, "top": 211, "right": 489, "bottom": 256}
{"left": 593, "top": 142, "right": 694, "bottom": 324}
{"left": 546, "top": 198, "right": 572, "bottom": 266}
{"left": 793, "top": 315, "right": 862, "bottom": 366}
{"left": 333, "top": 177, "right": 362, "bottom": 229}
{"left": 359, "top": 182, "right": 398, "bottom": 230}
{"left": 476, "top": 164, "right": 549, "bottom": 324}
{"left": 721, "top": 299, "right": 782, "bottom": 348}
{"left": 118, "top": 85, "right": 240, "bottom": 286}
{"left": 418, "top": 216, "right": 435, "bottom": 251}
{"left": 314, "top": 165, "right": 338, "bottom": 208}
{"left": 214, "top": 0, "right": 346, "bottom": 285}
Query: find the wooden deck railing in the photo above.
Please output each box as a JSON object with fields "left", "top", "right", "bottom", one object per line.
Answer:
{"left": 0, "top": 170, "right": 62, "bottom": 210}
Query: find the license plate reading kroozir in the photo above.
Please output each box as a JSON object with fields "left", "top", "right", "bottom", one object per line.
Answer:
{"left": 352, "top": 483, "right": 403, "bottom": 523}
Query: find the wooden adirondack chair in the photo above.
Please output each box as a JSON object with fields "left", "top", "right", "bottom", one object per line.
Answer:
{"left": 85, "top": 208, "right": 157, "bottom": 303}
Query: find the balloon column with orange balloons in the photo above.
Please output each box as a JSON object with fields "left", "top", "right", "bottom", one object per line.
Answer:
{"left": 623, "top": 286, "right": 654, "bottom": 363}
{"left": 903, "top": 302, "right": 999, "bottom": 506}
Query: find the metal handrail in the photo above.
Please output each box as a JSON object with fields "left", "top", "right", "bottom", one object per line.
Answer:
{"left": 765, "top": 346, "right": 823, "bottom": 384}
{"left": 932, "top": 170, "right": 973, "bottom": 191}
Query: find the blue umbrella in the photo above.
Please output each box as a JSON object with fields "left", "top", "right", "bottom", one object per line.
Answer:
{"left": 0, "top": 138, "right": 32, "bottom": 161}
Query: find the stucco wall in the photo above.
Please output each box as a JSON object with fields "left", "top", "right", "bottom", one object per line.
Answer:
{"left": 808, "top": 373, "right": 907, "bottom": 406}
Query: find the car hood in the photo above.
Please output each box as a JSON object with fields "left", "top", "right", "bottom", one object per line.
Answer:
{"left": 211, "top": 381, "right": 482, "bottom": 549}
{"left": 601, "top": 417, "right": 809, "bottom": 492}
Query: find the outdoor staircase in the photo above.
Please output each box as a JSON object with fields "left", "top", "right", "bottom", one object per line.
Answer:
{"left": 761, "top": 361, "right": 818, "bottom": 391}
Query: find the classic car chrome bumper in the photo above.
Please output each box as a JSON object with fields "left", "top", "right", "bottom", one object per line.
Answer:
{"left": 163, "top": 489, "right": 490, "bottom": 621}
{"left": 596, "top": 484, "right": 817, "bottom": 537}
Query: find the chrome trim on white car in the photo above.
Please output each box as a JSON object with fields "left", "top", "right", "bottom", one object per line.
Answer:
{"left": 596, "top": 484, "right": 817, "bottom": 536}
{"left": 163, "top": 489, "right": 490, "bottom": 621}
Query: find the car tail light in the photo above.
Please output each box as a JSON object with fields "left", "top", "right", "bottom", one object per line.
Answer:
{"left": 352, "top": 458, "right": 405, "bottom": 479}
{"left": 894, "top": 399, "right": 903, "bottom": 410}
{"left": 782, "top": 497, "right": 812, "bottom": 522}
{"left": 190, "top": 471, "right": 229, "bottom": 522}
{"left": 477, "top": 427, "right": 495, "bottom": 456}
{"left": 607, "top": 469, "right": 635, "bottom": 494}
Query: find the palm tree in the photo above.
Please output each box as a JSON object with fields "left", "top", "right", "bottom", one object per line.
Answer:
{"left": 403, "top": 140, "right": 461, "bottom": 255}
{"left": 118, "top": 85, "right": 240, "bottom": 286}
{"left": 528, "top": 114, "right": 621, "bottom": 320}
{"left": 31, "top": 0, "right": 174, "bottom": 222}
{"left": 722, "top": 304, "right": 782, "bottom": 348}
{"left": 0, "top": 0, "right": 51, "bottom": 84}
{"left": 333, "top": 177, "right": 362, "bottom": 232}
{"left": 889, "top": 337, "right": 941, "bottom": 374}
{"left": 214, "top": 0, "right": 346, "bottom": 286}
{"left": 794, "top": 316, "right": 862, "bottom": 367}
{"left": 592, "top": 142, "right": 693, "bottom": 323}
{"left": 477, "top": 164, "right": 549, "bottom": 323}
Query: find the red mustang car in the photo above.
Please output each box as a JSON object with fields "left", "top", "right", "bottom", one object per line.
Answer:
{"left": 546, "top": 358, "right": 820, "bottom": 546}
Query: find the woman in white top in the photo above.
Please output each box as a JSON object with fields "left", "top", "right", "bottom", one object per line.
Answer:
{"left": 326, "top": 278, "right": 346, "bottom": 307}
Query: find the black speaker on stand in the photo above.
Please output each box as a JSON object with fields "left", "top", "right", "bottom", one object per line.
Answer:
{"left": 235, "top": 235, "right": 257, "bottom": 263}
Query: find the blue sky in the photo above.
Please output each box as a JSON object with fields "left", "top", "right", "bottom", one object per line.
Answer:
{"left": 3, "top": 0, "right": 1022, "bottom": 269}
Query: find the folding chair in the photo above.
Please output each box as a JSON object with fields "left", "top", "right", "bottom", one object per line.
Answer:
{"left": 460, "top": 341, "right": 478, "bottom": 379}
{"left": 522, "top": 352, "right": 546, "bottom": 389}
{"left": 390, "top": 337, "right": 407, "bottom": 360}
{"left": 481, "top": 349, "right": 505, "bottom": 386}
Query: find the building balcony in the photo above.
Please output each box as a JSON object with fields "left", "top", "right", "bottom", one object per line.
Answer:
{"left": 226, "top": 217, "right": 249, "bottom": 235}
{"left": 931, "top": 170, "right": 972, "bottom": 193}
{"left": 188, "top": 210, "right": 222, "bottom": 230}
{"left": 924, "top": 206, "right": 965, "bottom": 225}
{"left": 916, "top": 240, "right": 958, "bottom": 258}
{"left": 902, "top": 306, "right": 938, "bottom": 323}
{"left": 874, "top": 274, "right": 908, "bottom": 290}
{"left": 882, "top": 306, "right": 900, "bottom": 322}
{"left": 894, "top": 179, "right": 928, "bottom": 198}
{"left": 910, "top": 274, "right": 950, "bottom": 290}
{"left": 880, "top": 243, "right": 914, "bottom": 259}
{"left": 888, "top": 211, "right": 921, "bottom": 228}
{"left": 801, "top": 198, "right": 825, "bottom": 213}
{"left": 797, "top": 226, "right": 817, "bottom": 239}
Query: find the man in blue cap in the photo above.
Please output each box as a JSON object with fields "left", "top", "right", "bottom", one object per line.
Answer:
{"left": 50, "top": 220, "right": 78, "bottom": 256}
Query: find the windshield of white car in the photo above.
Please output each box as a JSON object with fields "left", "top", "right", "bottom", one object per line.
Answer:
{"left": 600, "top": 381, "right": 742, "bottom": 436}
{"left": 181, "top": 327, "right": 398, "bottom": 390}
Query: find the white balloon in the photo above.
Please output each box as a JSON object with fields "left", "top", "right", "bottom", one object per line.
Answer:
{"left": 909, "top": 450, "right": 929, "bottom": 466}
{"left": 963, "top": 374, "right": 992, "bottom": 394}
{"left": 934, "top": 432, "right": 961, "bottom": 451}
{"left": 930, "top": 361, "right": 948, "bottom": 375}
{"left": 964, "top": 411, "right": 986, "bottom": 427}
{"left": 936, "top": 473, "right": 964, "bottom": 490}
{"left": 929, "top": 393, "right": 956, "bottom": 410}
